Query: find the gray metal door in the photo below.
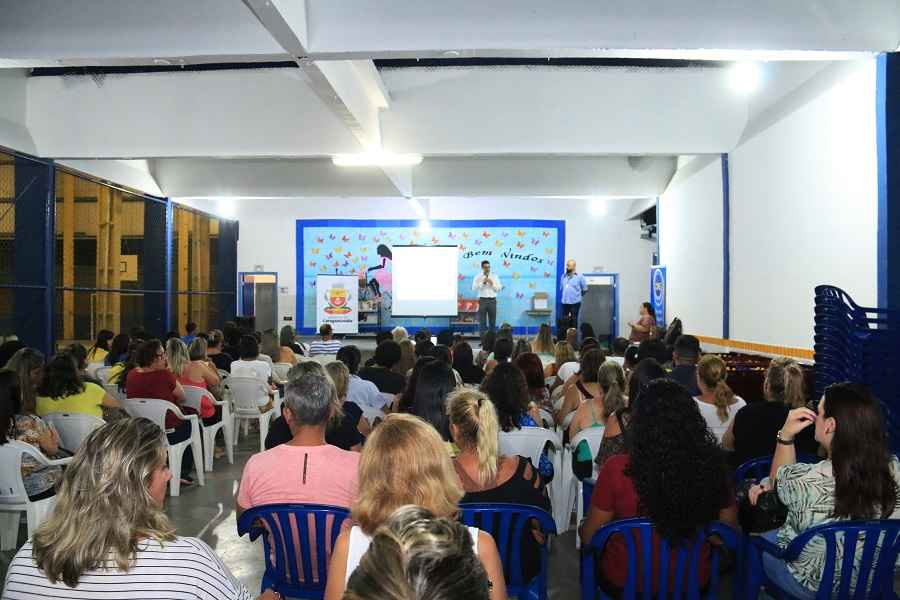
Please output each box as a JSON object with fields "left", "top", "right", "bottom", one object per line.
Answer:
{"left": 254, "top": 283, "right": 277, "bottom": 332}
{"left": 581, "top": 284, "right": 614, "bottom": 345}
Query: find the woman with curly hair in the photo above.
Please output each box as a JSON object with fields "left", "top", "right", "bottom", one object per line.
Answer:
{"left": 580, "top": 379, "right": 737, "bottom": 595}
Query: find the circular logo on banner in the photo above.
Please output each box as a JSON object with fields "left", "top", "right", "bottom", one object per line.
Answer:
{"left": 653, "top": 269, "right": 665, "bottom": 305}
{"left": 324, "top": 286, "right": 353, "bottom": 315}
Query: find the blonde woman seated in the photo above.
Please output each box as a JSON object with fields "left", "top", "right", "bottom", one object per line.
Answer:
{"left": 3, "top": 418, "right": 278, "bottom": 600}
{"left": 342, "top": 505, "right": 491, "bottom": 600}
{"left": 544, "top": 340, "right": 577, "bottom": 381}
{"left": 569, "top": 362, "right": 626, "bottom": 478}
{"left": 449, "top": 388, "right": 550, "bottom": 584}
{"left": 694, "top": 355, "right": 745, "bottom": 444}
{"left": 324, "top": 414, "right": 507, "bottom": 600}
{"left": 531, "top": 323, "right": 556, "bottom": 367}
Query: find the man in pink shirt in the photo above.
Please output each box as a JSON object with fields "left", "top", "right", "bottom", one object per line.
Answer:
{"left": 237, "top": 371, "right": 359, "bottom": 515}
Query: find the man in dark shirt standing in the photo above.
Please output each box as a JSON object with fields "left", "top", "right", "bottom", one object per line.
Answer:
{"left": 358, "top": 339, "right": 406, "bottom": 395}
{"left": 667, "top": 334, "right": 701, "bottom": 396}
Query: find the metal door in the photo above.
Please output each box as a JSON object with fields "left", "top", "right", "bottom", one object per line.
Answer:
{"left": 254, "top": 282, "right": 277, "bottom": 331}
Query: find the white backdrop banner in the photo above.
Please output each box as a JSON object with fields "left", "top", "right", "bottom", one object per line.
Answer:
{"left": 316, "top": 274, "right": 359, "bottom": 334}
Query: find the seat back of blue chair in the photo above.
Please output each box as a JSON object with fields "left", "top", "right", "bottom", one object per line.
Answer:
{"left": 459, "top": 503, "right": 557, "bottom": 600}
{"left": 237, "top": 503, "right": 350, "bottom": 598}
{"left": 581, "top": 517, "right": 740, "bottom": 600}
{"left": 734, "top": 453, "right": 821, "bottom": 487}
{"left": 777, "top": 519, "right": 900, "bottom": 599}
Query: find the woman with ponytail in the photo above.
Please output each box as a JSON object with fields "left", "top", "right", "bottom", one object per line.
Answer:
{"left": 569, "top": 361, "right": 626, "bottom": 478}
{"left": 726, "top": 357, "right": 818, "bottom": 466}
{"left": 448, "top": 388, "right": 550, "bottom": 583}
{"left": 694, "top": 354, "right": 745, "bottom": 444}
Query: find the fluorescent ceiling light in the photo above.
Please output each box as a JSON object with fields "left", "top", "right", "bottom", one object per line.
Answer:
{"left": 418, "top": 219, "right": 432, "bottom": 232}
{"left": 407, "top": 197, "right": 427, "bottom": 218}
{"left": 332, "top": 152, "right": 423, "bottom": 167}
{"left": 729, "top": 62, "right": 762, "bottom": 94}
{"left": 590, "top": 198, "right": 609, "bottom": 217}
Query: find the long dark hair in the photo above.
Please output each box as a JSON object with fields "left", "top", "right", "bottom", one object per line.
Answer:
{"left": 0, "top": 370, "right": 21, "bottom": 443}
{"left": 411, "top": 360, "right": 456, "bottom": 441}
{"left": 104, "top": 333, "right": 131, "bottom": 366}
{"left": 627, "top": 379, "right": 729, "bottom": 543}
{"left": 89, "top": 330, "right": 114, "bottom": 358}
{"left": 620, "top": 357, "right": 667, "bottom": 439}
{"left": 480, "top": 362, "right": 529, "bottom": 432}
{"left": 39, "top": 354, "right": 86, "bottom": 399}
{"left": 399, "top": 356, "right": 434, "bottom": 413}
{"left": 825, "top": 383, "right": 898, "bottom": 519}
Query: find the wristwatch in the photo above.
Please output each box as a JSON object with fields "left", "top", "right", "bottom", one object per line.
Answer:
{"left": 776, "top": 429, "right": 795, "bottom": 445}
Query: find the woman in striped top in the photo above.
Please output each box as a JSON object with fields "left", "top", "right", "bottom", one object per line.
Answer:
{"left": 2, "top": 418, "right": 279, "bottom": 600}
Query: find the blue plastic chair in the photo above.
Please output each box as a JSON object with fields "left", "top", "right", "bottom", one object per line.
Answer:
{"left": 580, "top": 518, "right": 741, "bottom": 600}
{"left": 237, "top": 503, "right": 350, "bottom": 599}
{"left": 746, "top": 519, "right": 900, "bottom": 599}
{"left": 459, "top": 502, "right": 557, "bottom": 600}
{"left": 734, "top": 454, "right": 822, "bottom": 487}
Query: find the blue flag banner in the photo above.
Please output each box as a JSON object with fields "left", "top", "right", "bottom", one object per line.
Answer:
{"left": 296, "top": 219, "right": 565, "bottom": 334}
{"left": 650, "top": 265, "right": 667, "bottom": 329}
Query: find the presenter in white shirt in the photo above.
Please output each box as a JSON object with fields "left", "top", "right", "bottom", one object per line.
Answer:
{"left": 472, "top": 260, "right": 502, "bottom": 337}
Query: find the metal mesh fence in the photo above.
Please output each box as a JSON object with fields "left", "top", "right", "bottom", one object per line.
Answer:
{"left": 171, "top": 205, "right": 229, "bottom": 333}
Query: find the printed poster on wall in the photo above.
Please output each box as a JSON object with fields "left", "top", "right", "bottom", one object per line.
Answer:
{"left": 297, "top": 220, "right": 565, "bottom": 334}
{"left": 650, "top": 265, "right": 666, "bottom": 329}
{"left": 316, "top": 274, "right": 359, "bottom": 334}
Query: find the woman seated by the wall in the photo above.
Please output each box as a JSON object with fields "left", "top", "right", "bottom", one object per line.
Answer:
{"left": 0, "top": 370, "right": 63, "bottom": 501}
{"left": 580, "top": 379, "right": 737, "bottom": 596}
{"left": 4, "top": 417, "right": 278, "bottom": 600}
{"left": 694, "top": 355, "right": 746, "bottom": 445}
{"left": 36, "top": 354, "right": 120, "bottom": 419}
{"left": 724, "top": 357, "right": 817, "bottom": 466}
{"left": 449, "top": 388, "right": 550, "bottom": 584}
{"left": 747, "top": 383, "right": 900, "bottom": 599}
{"left": 342, "top": 505, "right": 491, "bottom": 600}
{"left": 324, "top": 413, "right": 507, "bottom": 600}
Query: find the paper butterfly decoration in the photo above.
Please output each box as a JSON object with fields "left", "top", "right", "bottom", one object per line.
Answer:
{"left": 341, "top": 235, "right": 350, "bottom": 242}
{"left": 515, "top": 292, "right": 524, "bottom": 299}
{"left": 316, "top": 237, "right": 324, "bottom": 243}
{"left": 311, "top": 248, "right": 320, "bottom": 254}
{"left": 502, "top": 260, "right": 511, "bottom": 268}
{"left": 516, "top": 241, "right": 525, "bottom": 249}
{"left": 482, "top": 231, "right": 491, "bottom": 238}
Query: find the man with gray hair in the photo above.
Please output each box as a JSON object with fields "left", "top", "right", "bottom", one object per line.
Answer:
{"left": 236, "top": 371, "right": 360, "bottom": 517}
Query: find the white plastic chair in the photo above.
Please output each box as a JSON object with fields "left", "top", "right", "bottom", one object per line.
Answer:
{"left": 562, "top": 426, "right": 606, "bottom": 542}
{"left": 498, "top": 427, "right": 563, "bottom": 529}
{"left": 96, "top": 366, "right": 115, "bottom": 384}
{"left": 312, "top": 354, "right": 337, "bottom": 365}
{"left": 217, "top": 369, "right": 230, "bottom": 381}
{"left": 0, "top": 441, "right": 72, "bottom": 550}
{"left": 85, "top": 362, "right": 105, "bottom": 380}
{"left": 272, "top": 362, "right": 292, "bottom": 383}
{"left": 379, "top": 392, "right": 396, "bottom": 411}
{"left": 538, "top": 408, "right": 556, "bottom": 430}
{"left": 103, "top": 383, "right": 124, "bottom": 403}
{"left": 41, "top": 413, "right": 105, "bottom": 453}
{"left": 121, "top": 398, "right": 205, "bottom": 496}
{"left": 226, "top": 377, "right": 275, "bottom": 453}
{"left": 358, "top": 404, "right": 386, "bottom": 427}
{"left": 181, "top": 386, "right": 234, "bottom": 472}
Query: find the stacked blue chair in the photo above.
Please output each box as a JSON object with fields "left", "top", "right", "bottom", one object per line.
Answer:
{"left": 746, "top": 519, "right": 900, "bottom": 599}
{"left": 237, "top": 503, "right": 350, "bottom": 599}
{"left": 814, "top": 285, "right": 900, "bottom": 454}
{"left": 459, "top": 503, "right": 557, "bottom": 600}
{"left": 580, "top": 517, "right": 741, "bottom": 599}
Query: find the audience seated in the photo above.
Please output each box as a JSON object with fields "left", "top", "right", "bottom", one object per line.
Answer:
{"left": 452, "top": 341, "right": 485, "bottom": 386}
{"left": 0, "top": 370, "right": 63, "bottom": 501}
{"left": 565, "top": 327, "right": 578, "bottom": 351}
{"left": 511, "top": 338, "right": 532, "bottom": 360}
{"left": 594, "top": 358, "right": 666, "bottom": 470}
{"left": 265, "top": 361, "right": 327, "bottom": 448}
{"left": 580, "top": 379, "right": 737, "bottom": 595}
{"left": 180, "top": 322, "right": 197, "bottom": 346}
{"left": 748, "top": 383, "right": 900, "bottom": 598}
{"left": 206, "top": 329, "right": 234, "bottom": 372}
{"left": 364, "top": 331, "right": 394, "bottom": 369}
{"left": 531, "top": 323, "right": 555, "bottom": 366}
{"left": 238, "top": 371, "right": 359, "bottom": 514}
{"left": 261, "top": 329, "right": 297, "bottom": 366}
{"left": 481, "top": 363, "right": 553, "bottom": 481}
{"left": 337, "top": 345, "right": 387, "bottom": 412}
{"left": 545, "top": 340, "right": 577, "bottom": 381}
{"left": 222, "top": 323, "right": 242, "bottom": 360}
{"left": 3, "top": 417, "right": 276, "bottom": 600}
{"left": 323, "top": 361, "right": 366, "bottom": 450}
{"left": 0, "top": 339, "right": 25, "bottom": 368}
{"left": 557, "top": 348, "right": 606, "bottom": 428}
{"left": 36, "top": 354, "right": 120, "bottom": 418}
{"left": 694, "top": 355, "right": 746, "bottom": 444}
{"left": 342, "top": 505, "right": 491, "bottom": 600}
{"left": 279, "top": 324, "right": 304, "bottom": 356}
{"left": 395, "top": 338, "right": 416, "bottom": 377}
{"left": 483, "top": 337, "right": 513, "bottom": 376}
{"left": 124, "top": 339, "right": 195, "bottom": 484}
{"left": 410, "top": 360, "right": 457, "bottom": 442}
{"left": 570, "top": 361, "right": 626, "bottom": 474}
{"left": 725, "top": 357, "right": 816, "bottom": 465}
{"left": 436, "top": 329, "right": 454, "bottom": 347}
{"left": 103, "top": 334, "right": 131, "bottom": 382}
{"left": 579, "top": 323, "right": 596, "bottom": 346}
{"left": 636, "top": 338, "right": 670, "bottom": 366}
{"left": 514, "top": 352, "right": 551, "bottom": 414}
{"left": 324, "top": 413, "right": 507, "bottom": 600}
{"left": 308, "top": 324, "right": 342, "bottom": 357}
{"left": 667, "top": 334, "right": 701, "bottom": 396}
{"left": 230, "top": 335, "right": 275, "bottom": 411}
{"left": 414, "top": 339, "right": 435, "bottom": 360}
{"left": 85, "top": 329, "right": 114, "bottom": 364}
{"left": 390, "top": 326, "right": 409, "bottom": 342}
{"left": 475, "top": 330, "right": 495, "bottom": 369}
{"left": 64, "top": 344, "right": 97, "bottom": 385}
{"left": 358, "top": 340, "right": 405, "bottom": 395}
{"left": 449, "top": 388, "right": 550, "bottom": 582}
{"left": 5, "top": 347, "right": 45, "bottom": 416}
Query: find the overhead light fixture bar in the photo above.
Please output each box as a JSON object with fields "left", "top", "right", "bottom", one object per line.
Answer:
{"left": 332, "top": 151, "right": 423, "bottom": 167}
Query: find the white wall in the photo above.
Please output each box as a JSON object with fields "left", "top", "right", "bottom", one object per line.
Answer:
{"left": 0, "top": 69, "right": 37, "bottom": 155}
{"left": 658, "top": 155, "right": 724, "bottom": 338}
{"left": 180, "top": 196, "right": 655, "bottom": 334}
{"left": 729, "top": 60, "right": 878, "bottom": 349}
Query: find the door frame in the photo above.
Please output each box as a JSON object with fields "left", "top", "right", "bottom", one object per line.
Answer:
{"left": 237, "top": 272, "right": 278, "bottom": 330}
{"left": 582, "top": 272, "right": 619, "bottom": 348}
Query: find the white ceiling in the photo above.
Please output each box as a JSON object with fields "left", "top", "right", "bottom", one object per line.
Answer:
{"left": 0, "top": 0, "right": 897, "bottom": 202}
